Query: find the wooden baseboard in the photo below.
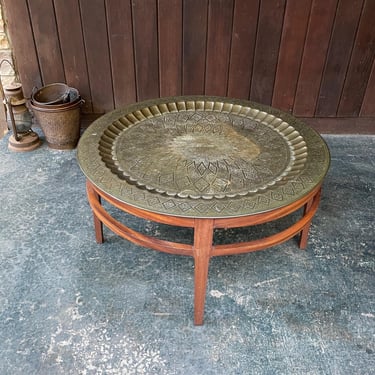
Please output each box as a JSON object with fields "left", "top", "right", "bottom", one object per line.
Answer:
{"left": 299, "top": 117, "right": 375, "bottom": 134}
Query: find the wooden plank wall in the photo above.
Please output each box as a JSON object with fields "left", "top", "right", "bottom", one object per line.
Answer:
{"left": 2, "top": 0, "right": 375, "bottom": 133}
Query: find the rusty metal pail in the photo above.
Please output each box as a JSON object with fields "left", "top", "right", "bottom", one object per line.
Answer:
{"left": 30, "top": 100, "right": 82, "bottom": 149}
{"left": 31, "top": 83, "right": 70, "bottom": 105}
{"left": 31, "top": 87, "right": 81, "bottom": 110}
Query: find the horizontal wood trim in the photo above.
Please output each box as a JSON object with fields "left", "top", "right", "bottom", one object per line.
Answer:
{"left": 299, "top": 117, "right": 375, "bottom": 134}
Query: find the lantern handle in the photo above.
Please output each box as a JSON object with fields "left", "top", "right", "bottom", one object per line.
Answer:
{"left": 0, "top": 58, "right": 20, "bottom": 97}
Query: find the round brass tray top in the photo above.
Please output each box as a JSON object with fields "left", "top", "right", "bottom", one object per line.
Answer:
{"left": 77, "top": 96, "right": 330, "bottom": 218}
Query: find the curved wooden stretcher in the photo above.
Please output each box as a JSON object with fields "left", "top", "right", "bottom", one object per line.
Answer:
{"left": 86, "top": 179, "right": 321, "bottom": 325}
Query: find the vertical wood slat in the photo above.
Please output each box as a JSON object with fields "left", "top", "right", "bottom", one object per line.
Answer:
{"left": 158, "top": 0, "right": 182, "bottom": 97}
{"left": 272, "top": 0, "right": 312, "bottom": 112}
{"left": 106, "top": 0, "right": 136, "bottom": 107}
{"left": 205, "top": 0, "right": 234, "bottom": 96}
{"left": 293, "top": 0, "right": 337, "bottom": 117}
{"left": 182, "top": 0, "right": 208, "bottom": 95}
{"left": 54, "top": 0, "right": 92, "bottom": 113}
{"left": 2, "top": 0, "right": 42, "bottom": 97}
{"left": 132, "top": 0, "right": 159, "bottom": 101}
{"left": 27, "top": 0, "right": 65, "bottom": 84}
{"left": 315, "top": 0, "right": 364, "bottom": 117}
{"left": 338, "top": 0, "right": 375, "bottom": 117}
{"left": 80, "top": 0, "right": 113, "bottom": 113}
{"left": 250, "top": 0, "right": 286, "bottom": 105}
{"left": 227, "top": 0, "right": 260, "bottom": 100}
{"left": 360, "top": 58, "right": 375, "bottom": 116}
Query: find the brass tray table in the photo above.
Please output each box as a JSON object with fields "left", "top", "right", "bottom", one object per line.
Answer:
{"left": 77, "top": 96, "right": 330, "bottom": 325}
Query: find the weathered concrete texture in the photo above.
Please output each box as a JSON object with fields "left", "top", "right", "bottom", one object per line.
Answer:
{"left": 0, "top": 132, "right": 374, "bottom": 374}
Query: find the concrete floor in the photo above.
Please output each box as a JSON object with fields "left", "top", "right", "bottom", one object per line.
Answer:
{"left": 0, "top": 131, "right": 374, "bottom": 374}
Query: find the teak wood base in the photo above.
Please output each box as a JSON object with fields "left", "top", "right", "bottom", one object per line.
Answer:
{"left": 86, "top": 179, "right": 322, "bottom": 325}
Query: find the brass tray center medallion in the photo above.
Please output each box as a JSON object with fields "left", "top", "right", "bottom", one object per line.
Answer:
{"left": 99, "top": 106, "right": 308, "bottom": 200}
{"left": 169, "top": 126, "right": 261, "bottom": 163}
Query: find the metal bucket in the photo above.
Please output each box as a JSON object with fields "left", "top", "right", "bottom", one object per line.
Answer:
{"left": 30, "top": 100, "right": 82, "bottom": 149}
{"left": 32, "top": 83, "right": 70, "bottom": 105}
{"left": 31, "top": 87, "right": 81, "bottom": 109}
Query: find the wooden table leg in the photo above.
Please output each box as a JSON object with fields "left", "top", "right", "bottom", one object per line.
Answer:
{"left": 86, "top": 180, "right": 104, "bottom": 244}
{"left": 193, "top": 219, "right": 214, "bottom": 325}
{"left": 299, "top": 188, "right": 321, "bottom": 249}
{"left": 93, "top": 204, "right": 104, "bottom": 244}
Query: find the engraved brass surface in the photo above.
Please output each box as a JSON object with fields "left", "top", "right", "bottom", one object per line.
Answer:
{"left": 77, "top": 96, "right": 330, "bottom": 218}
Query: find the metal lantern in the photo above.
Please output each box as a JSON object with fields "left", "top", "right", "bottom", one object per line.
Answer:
{"left": 0, "top": 59, "right": 41, "bottom": 152}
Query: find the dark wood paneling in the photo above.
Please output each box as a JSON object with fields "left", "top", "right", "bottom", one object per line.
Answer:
{"left": 227, "top": 0, "right": 259, "bottom": 99}
{"left": 338, "top": 0, "right": 375, "bottom": 117}
{"left": 28, "top": 0, "right": 65, "bottom": 84}
{"left": 205, "top": 0, "right": 234, "bottom": 96}
{"left": 3, "top": 0, "right": 375, "bottom": 133}
{"left": 54, "top": 0, "right": 92, "bottom": 113}
{"left": 2, "top": 0, "right": 42, "bottom": 96}
{"left": 132, "top": 0, "right": 159, "bottom": 101}
{"left": 272, "top": 0, "right": 312, "bottom": 112}
{"left": 293, "top": 0, "right": 337, "bottom": 116}
{"left": 158, "top": 0, "right": 182, "bottom": 97}
{"left": 315, "top": 0, "right": 364, "bottom": 117}
{"left": 250, "top": 0, "right": 286, "bottom": 105}
{"left": 106, "top": 0, "right": 136, "bottom": 107}
{"left": 80, "top": 0, "right": 113, "bottom": 113}
{"left": 182, "top": 0, "right": 208, "bottom": 95}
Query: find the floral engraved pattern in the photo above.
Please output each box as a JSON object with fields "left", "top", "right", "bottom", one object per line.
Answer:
{"left": 78, "top": 97, "right": 330, "bottom": 217}
{"left": 99, "top": 107, "right": 307, "bottom": 200}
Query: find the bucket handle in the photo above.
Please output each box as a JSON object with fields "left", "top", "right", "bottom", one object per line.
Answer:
{"left": 31, "top": 86, "right": 38, "bottom": 98}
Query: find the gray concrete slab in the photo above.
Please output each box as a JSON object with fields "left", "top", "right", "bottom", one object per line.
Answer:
{"left": 0, "top": 132, "right": 374, "bottom": 374}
